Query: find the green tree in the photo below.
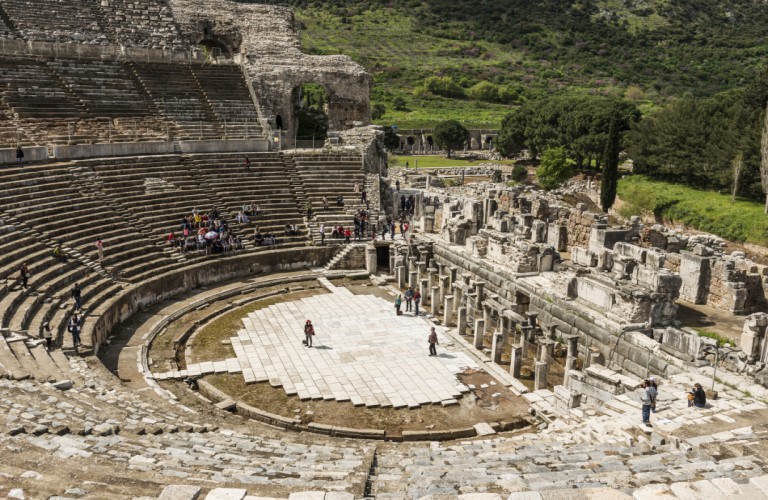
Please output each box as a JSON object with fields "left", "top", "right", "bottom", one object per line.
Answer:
{"left": 510, "top": 164, "right": 528, "bottom": 182}
{"left": 382, "top": 126, "right": 400, "bottom": 151}
{"left": 467, "top": 81, "right": 500, "bottom": 102}
{"left": 496, "top": 108, "right": 531, "bottom": 157}
{"left": 536, "top": 147, "right": 571, "bottom": 190}
{"left": 433, "top": 120, "right": 469, "bottom": 158}
{"left": 392, "top": 96, "right": 408, "bottom": 111}
{"left": 600, "top": 113, "right": 620, "bottom": 212}
{"left": 423, "top": 76, "right": 465, "bottom": 99}
{"left": 371, "top": 103, "right": 386, "bottom": 120}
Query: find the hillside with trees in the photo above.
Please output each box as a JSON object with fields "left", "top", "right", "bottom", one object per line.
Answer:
{"left": 259, "top": 0, "right": 768, "bottom": 129}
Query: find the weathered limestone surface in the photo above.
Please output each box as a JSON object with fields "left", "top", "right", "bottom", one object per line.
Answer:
{"left": 169, "top": 1, "right": 371, "bottom": 135}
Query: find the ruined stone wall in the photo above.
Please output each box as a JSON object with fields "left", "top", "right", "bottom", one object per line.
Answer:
{"left": 567, "top": 209, "right": 599, "bottom": 249}
{"left": 169, "top": 1, "right": 371, "bottom": 135}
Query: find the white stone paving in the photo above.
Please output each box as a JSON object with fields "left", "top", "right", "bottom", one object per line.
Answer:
{"left": 167, "top": 280, "right": 478, "bottom": 408}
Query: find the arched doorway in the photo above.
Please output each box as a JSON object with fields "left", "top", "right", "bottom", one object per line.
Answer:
{"left": 293, "top": 83, "right": 329, "bottom": 144}
{"left": 275, "top": 115, "right": 283, "bottom": 130}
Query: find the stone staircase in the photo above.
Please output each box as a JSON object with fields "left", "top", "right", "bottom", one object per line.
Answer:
{"left": 324, "top": 243, "right": 367, "bottom": 271}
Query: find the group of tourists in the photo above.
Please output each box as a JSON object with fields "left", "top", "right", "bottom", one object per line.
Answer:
{"left": 169, "top": 208, "right": 243, "bottom": 255}
{"left": 639, "top": 378, "right": 708, "bottom": 427}
{"left": 381, "top": 215, "right": 409, "bottom": 241}
{"left": 394, "top": 286, "right": 422, "bottom": 316}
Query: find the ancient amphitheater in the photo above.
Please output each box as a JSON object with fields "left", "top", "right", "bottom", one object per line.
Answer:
{"left": 1, "top": 1, "right": 768, "bottom": 499}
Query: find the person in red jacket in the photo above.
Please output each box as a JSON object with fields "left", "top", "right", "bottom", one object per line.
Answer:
{"left": 304, "top": 320, "right": 315, "bottom": 347}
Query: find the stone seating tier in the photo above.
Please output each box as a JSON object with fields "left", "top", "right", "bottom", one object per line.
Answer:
{"left": 0, "top": 55, "right": 262, "bottom": 144}
{"left": 0, "top": 0, "right": 183, "bottom": 49}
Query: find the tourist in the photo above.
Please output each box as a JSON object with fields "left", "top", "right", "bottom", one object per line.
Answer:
{"left": 305, "top": 201, "right": 313, "bottom": 220}
{"left": 344, "top": 227, "right": 351, "bottom": 243}
{"left": 253, "top": 230, "right": 264, "bottom": 246}
{"left": 42, "top": 322, "right": 52, "bottom": 351}
{"left": 304, "top": 320, "right": 315, "bottom": 347}
{"left": 649, "top": 376, "right": 659, "bottom": 413}
{"left": 244, "top": 156, "right": 251, "bottom": 172}
{"left": 236, "top": 210, "right": 249, "bottom": 224}
{"left": 319, "top": 223, "right": 325, "bottom": 244}
{"left": 394, "top": 294, "right": 402, "bottom": 315}
{"left": 336, "top": 195, "right": 345, "bottom": 207}
{"left": 428, "top": 327, "right": 438, "bottom": 356}
{"left": 390, "top": 221, "right": 396, "bottom": 240}
{"left": 381, "top": 222, "right": 387, "bottom": 240}
{"left": 95, "top": 238, "right": 104, "bottom": 261}
{"left": 646, "top": 378, "right": 658, "bottom": 415}
{"left": 68, "top": 313, "right": 81, "bottom": 351}
{"left": 52, "top": 244, "right": 67, "bottom": 263}
{"left": 639, "top": 380, "right": 653, "bottom": 427}
{"left": 400, "top": 197, "right": 406, "bottom": 214}
{"left": 322, "top": 196, "right": 329, "bottom": 211}
{"left": 16, "top": 145, "right": 23, "bottom": 167}
{"left": 692, "top": 383, "right": 706, "bottom": 408}
{"left": 361, "top": 189, "right": 367, "bottom": 203}
{"left": 354, "top": 181, "right": 360, "bottom": 194}
{"left": 252, "top": 203, "right": 262, "bottom": 216}
{"left": 396, "top": 179, "right": 400, "bottom": 191}
{"left": 413, "top": 289, "right": 421, "bottom": 316}
{"left": 405, "top": 287, "right": 414, "bottom": 312}
{"left": 19, "top": 262, "right": 29, "bottom": 289}
{"left": 71, "top": 283, "right": 82, "bottom": 311}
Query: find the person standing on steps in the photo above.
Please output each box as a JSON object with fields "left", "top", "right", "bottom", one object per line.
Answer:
{"left": 639, "top": 380, "right": 653, "bottom": 427}
{"left": 71, "top": 283, "right": 82, "bottom": 311}
{"left": 413, "top": 289, "right": 421, "bottom": 316}
{"left": 68, "top": 313, "right": 81, "bottom": 352}
{"left": 649, "top": 376, "right": 659, "bottom": 413}
{"left": 42, "top": 322, "right": 52, "bottom": 351}
{"left": 304, "top": 201, "right": 313, "bottom": 220}
{"left": 19, "top": 262, "right": 29, "bottom": 289}
{"left": 322, "top": 196, "right": 329, "bottom": 211}
{"left": 353, "top": 181, "right": 360, "bottom": 194}
{"left": 16, "top": 145, "right": 23, "bottom": 167}
{"left": 304, "top": 320, "right": 315, "bottom": 347}
{"left": 244, "top": 157, "right": 251, "bottom": 172}
{"left": 428, "top": 327, "right": 438, "bottom": 356}
{"left": 95, "top": 238, "right": 104, "bottom": 262}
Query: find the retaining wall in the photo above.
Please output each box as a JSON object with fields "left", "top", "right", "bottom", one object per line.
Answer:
{"left": 0, "top": 146, "right": 48, "bottom": 164}
{"left": 87, "top": 246, "right": 335, "bottom": 354}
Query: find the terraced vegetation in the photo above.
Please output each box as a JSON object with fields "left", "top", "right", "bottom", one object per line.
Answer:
{"left": 268, "top": 0, "right": 768, "bottom": 128}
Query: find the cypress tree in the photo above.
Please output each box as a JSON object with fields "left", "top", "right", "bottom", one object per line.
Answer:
{"left": 600, "top": 112, "right": 620, "bottom": 213}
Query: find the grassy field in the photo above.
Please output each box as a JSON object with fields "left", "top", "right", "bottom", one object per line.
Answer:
{"left": 297, "top": 7, "right": 543, "bottom": 129}
{"left": 617, "top": 176, "right": 768, "bottom": 245}
{"left": 390, "top": 155, "right": 515, "bottom": 169}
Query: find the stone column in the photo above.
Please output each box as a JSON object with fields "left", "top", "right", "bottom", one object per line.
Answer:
{"left": 473, "top": 319, "right": 485, "bottom": 349}
{"left": 457, "top": 306, "right": 467, "bottom": 335}
{"left": 547, "top": 325, "right": 558, "bottom": 341}
{"left": 443, "top": 295, "right": 454, "bottom": 326}
{"left": 534, "top": 361, "right": 548, "bottom": 391}
{"left": 500, "top": 315, "right": 510, "bottom": 345}
{"left": 430, "top": 287, "right": 440, "bottom": 316}
{"left": 396, "top": 266, "right": 406, "bottom": 289}
{"left": 389, "top": 253, "right": 396, "bottom": 275}
{"left": 365, "top": 245, "right": 377, "bottom": 275}
{"left": 491, "top": 333, "right": 503, "bottom": 364}
{"left": 566, "top": 335, "right": 579, "bottom": 358}
{"left": 538, "top": 339, "right": 554, "bottom": 362}
{"left": 520, "top": 325, "right": 532, "bottom": 359}
{"left": 474, "top": 281, "right": 485, "bottom": 309}
{"left": 408, "top": 256, "right": 417, "bottom": 275}
{"left": 417, "top": 261, "right": 427, "bottom": 286}
{"left": 408, "top": 270, "right": 418, "bottom": 288}
{"left": 420, "top": 279, "right": 429, "bottom": 306}
{"left": 428, "top": 268, "right": 438, "bottom": 292}
{"left": 453, "top": 284, "right": 463, "bottom": 312}
{"left": 526, "top": 312, "right": 538, "bottom": 328}
{"left": 440, "top": 275, "right": 450, "bottom": 304}
{"left": 437, "top": 262, "right": 446, "bottom": 277}
{"left": 510, "top": 345, "right": 522, "bottom": 378}
{"left": 564, "top": 356, "right": 577, "bottom": 381}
